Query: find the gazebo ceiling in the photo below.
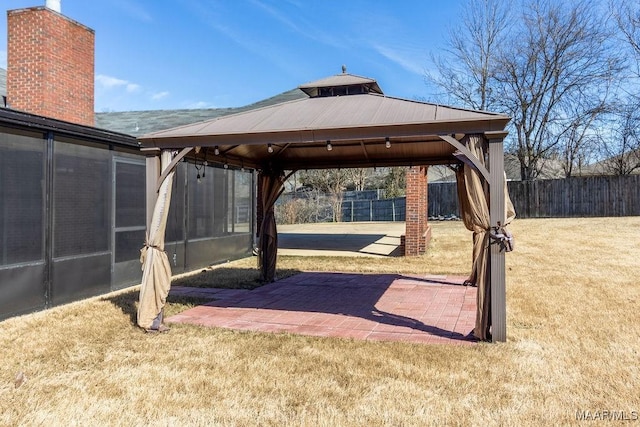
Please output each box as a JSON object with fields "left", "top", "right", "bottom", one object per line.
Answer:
{"left": 138, "top": 71, "right": 510, "bottom": 171}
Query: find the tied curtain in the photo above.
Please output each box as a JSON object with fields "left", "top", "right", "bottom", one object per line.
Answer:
{"left": 258, "top": 169, "right": 289, "bottom": 283}
{"left": 456, "top": 135, "right": 515, "bottom": 341}
{"left": 137, "top": 151, "right": 175, "bottom": 329}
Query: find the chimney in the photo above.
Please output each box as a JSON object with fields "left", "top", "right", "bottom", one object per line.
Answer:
{"left": 7, "top": 3, "right": 95, "bottom": 126}
{"left": 46, "top": 0, "right": 61, "bottom": 13}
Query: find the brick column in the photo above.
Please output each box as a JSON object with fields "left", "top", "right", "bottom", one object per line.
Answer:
{"left": 404, "top": 166, "right": 431, "bottom": 256}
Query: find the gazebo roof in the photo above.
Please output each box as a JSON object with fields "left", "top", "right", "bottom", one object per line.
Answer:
{"left": 138, "top": 72, "right": 509, "bottom": 171}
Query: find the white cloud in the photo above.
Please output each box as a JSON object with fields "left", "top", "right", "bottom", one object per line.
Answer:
{"left": 185, "top": 101, "right": 216, "bottom": 109}
{"left": 151, "top": 91, "right": 170, "bottom": 101}
{"left": 251, "top": 0, "right": 301, "bottom": 34}
{"left": 372, "top": 44, "right": 426, "bottom": 76}
{"left": 114, "top": 0, "right": 153, "bottom": 23}
{"left": 96, "top": 74, "right": 139, "bottom": 90}
{"left": 95, "top": 74, "right": 126, "bottom": 88}
{"left": 251, "top": 0, "right": 343, "bottom": 48}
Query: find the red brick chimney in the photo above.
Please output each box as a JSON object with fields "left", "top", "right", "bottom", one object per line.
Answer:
{"left": 7, "top": 4, "right": 95, "bottom": 126}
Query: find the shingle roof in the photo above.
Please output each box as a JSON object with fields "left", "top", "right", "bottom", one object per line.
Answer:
{"left": 94, "top": 88, "right": 307, "bottom": 136}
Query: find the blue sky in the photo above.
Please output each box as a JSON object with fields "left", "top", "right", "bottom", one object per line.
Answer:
{"left": 0, "top": 0, "right": 464, "bottom": 112}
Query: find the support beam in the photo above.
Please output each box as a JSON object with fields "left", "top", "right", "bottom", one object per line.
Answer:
{"left": 439, "top": 135, "right": 490, "bottom": 182}
{"left": 359, "top": 140, "right": 371, "bottom": 161}
{"left": 488, "top": 134, "right": 507, "bottom": 342}
{"left": 156, "top": 147, "right": 193, "bottom": 193}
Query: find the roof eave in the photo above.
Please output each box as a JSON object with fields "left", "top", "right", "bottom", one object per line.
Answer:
{"left": 138, "top": 116, "right": 511, "bottom": 149}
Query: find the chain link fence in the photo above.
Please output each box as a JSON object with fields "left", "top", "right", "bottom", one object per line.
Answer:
{"left": 275, "top": 185, "right": 461, "bottom": 224}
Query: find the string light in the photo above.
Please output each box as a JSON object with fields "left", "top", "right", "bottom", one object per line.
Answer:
{"left": 385, "top": 137, "right": 391, "bottom": 149}
{"left": 326, "top": 140, "right": 332, "bottom": 151}
{"left": 267, "top": 144, "right": 274, "bottom": 153}
{"left": 214, "top": 146, "right": 220, "bottom": 156}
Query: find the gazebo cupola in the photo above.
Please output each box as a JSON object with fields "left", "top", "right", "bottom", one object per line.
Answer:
{"left": 298, "top": 66, "right": 384, "bottom": 98}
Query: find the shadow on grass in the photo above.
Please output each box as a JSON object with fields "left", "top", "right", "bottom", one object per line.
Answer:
{"left": 172, "top": 267, "right": 302, "bottom": 289}
{"left": 105, "top": 290, "right": 218, "bottom": 325}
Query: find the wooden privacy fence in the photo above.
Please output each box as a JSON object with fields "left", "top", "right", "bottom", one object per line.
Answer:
{"left": 507, "top": 174, "right": 640, "bottom": 218}
{"left": 427, "top": 174, "right": 640, "bottom": 219}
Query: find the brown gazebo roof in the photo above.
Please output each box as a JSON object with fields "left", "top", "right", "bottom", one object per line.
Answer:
{"left": 138, "top": 72, "right": 509, "bottom": 171}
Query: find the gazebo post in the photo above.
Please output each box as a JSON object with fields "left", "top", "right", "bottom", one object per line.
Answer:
{"left": 487, "top": 131, "right": 508, "bottom": 342}
{"left": 145, "top": 150, "right": 161, "bottom": 229}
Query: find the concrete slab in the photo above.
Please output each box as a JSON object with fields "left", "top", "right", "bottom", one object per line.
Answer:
{"left": 278, "top": 222, "right": 405, "bottom": 257}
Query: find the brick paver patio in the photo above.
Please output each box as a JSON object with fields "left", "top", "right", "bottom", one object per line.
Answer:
{"left": 167, "top": 272, "right": 478, "bottom": 345}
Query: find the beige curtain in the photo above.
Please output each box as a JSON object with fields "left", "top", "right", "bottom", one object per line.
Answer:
{"left": 258, "top": 170, "right": 287, "bottom": 283}
{"left": 455, "top": 135, "right": 515, "bottom": 341}
{"left": 137, "top": 151, "right": 175, "bottom": 329}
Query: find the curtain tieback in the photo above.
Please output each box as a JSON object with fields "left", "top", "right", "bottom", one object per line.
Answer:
{"left": 489, "top": 223, "right": 514, "bottom": 252}
{"left": 140, "top": 242, "right": 165, "bottom": 265}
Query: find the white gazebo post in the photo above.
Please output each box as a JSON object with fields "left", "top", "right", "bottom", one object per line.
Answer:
{"left": 145, "top": 149, "right": 161, "bottom": 229}
{"left": 487, "top": 131, "right": 508, "bottom": 342}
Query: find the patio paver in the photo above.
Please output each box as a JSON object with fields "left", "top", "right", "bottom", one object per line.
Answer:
{"left": 167, "top": 272, "right": 478, "bottom": 345}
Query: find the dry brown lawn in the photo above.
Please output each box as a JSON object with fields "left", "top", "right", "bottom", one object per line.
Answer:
{"left": 1, "top": 217, "right": 639, "bottom": 426}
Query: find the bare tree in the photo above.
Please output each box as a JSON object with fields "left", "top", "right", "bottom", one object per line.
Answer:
{"left": 345, "top": 168, "right": 372, "bottom": 191}
{"left": 298, "top": 169, "right": 352, "bottom": 222}
{"left": 428, "top": 0, "right": 511, "bottom": 111}
{"left": 554, "top": 101, "right": 609, "bottom": 177}
{"left": 611, "top": 0, "right": 640, "bottom": 78}
{"left": 494, "top": 0, "right": 623, "bottom": 180}
{"left": 597, "top": 104, "right": 640, "bottom": 175}
{"left": 591, "top": 1, "right": 640, "bottom": 175}
{"left": 382, "top": 167, "right": 406, "bottom": 198}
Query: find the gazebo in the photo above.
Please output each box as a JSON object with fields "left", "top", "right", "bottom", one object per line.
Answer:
{"left": 136, "top": 70, "right": 515, "bottom": 342}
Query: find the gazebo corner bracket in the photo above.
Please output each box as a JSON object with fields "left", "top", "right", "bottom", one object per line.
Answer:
{"left": 439, "top": 134, "right": 490, "bottom": 182}
{"left": 155, "top": 147, "right": 194, "bottom": 193}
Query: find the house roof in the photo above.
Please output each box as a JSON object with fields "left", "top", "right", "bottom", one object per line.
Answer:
{"left": 139, "top": 73, "right": 510, "bottom": 171}
{"left": 0, "top": 107, "right": 138, "bottom": 148}
{"left": 95, "top": 88, "right": 307, "bottom": 137}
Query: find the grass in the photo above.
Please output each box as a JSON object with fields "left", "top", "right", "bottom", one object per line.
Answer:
{"left": 1, "top": 217, "right": 639, "bottom": 426}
